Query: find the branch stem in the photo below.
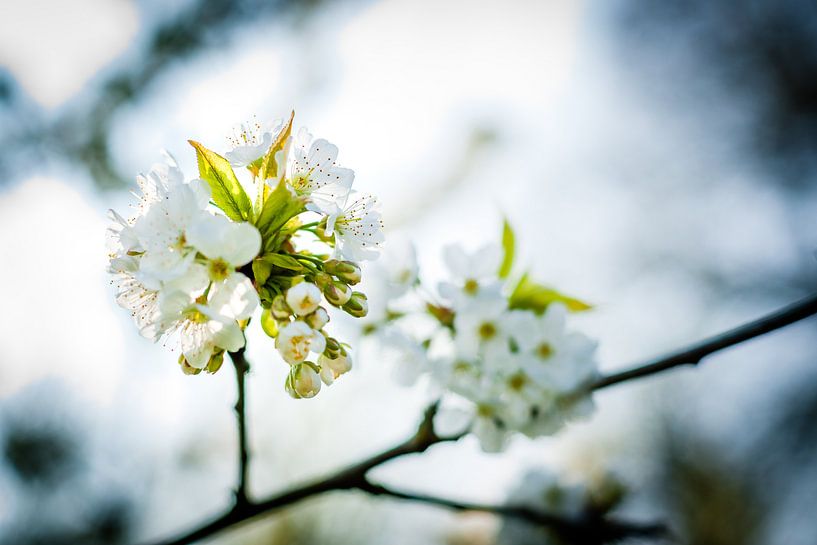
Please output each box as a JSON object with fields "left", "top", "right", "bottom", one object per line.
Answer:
{"left": 591, "top": 292, "right": 817, "bottom": 390}
{"left": 229, "top": 349, "right": 250, "bottom": 507}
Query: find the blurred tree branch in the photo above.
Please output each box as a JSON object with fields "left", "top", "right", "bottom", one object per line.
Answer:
{"left": 139, "top": 293, "right": 817, "bottom": 545}
{"left": 591, "top": 292, "right": 817, "bottom": 390}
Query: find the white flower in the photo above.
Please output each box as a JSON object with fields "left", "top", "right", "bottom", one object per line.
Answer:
{"left": 438, "top": 243, "right": 503, "bottom": 310}
{"left": 452, "top": 300, "right": 508, "bottom": 361}
{"left": 379, "top": 328, "right": 429, "bottom": 386}
{"left": 186, "top": 213, "right": 262, "bottom": 282}
{"left": 289, "top": 127, "right": 354, "bottom": 215}
{"left": 129, "top": 178, "right": 211, "bottom": 289}
{"left": 159, "top": 273, "right": 255, "bottom": 368}
{"left": 471, "top": 400, "right": 509, "bottom": 453}
{"left": 285, "top": 282, "right": 323, "bottom": 317}
{"left": 318, "top": 351, "right": 353, "bottom": 385}
{"left": 225, "top": 118, "right": 280, "bottom": 167}
{"left": 381, "top": 239, "right": 419, "bottom": 298}
{"left": 328, "top": 194, "right": 384, "bottom": 261}
{"left": 275, "top": 321, "right": 326, "bottom": 365}
{"left": 512, "top": 304, "right": 598, "bottom": 391}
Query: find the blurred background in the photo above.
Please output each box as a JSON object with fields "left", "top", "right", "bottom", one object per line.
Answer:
{"left": 1, "top": 0, "right": 816, "bottom": 543}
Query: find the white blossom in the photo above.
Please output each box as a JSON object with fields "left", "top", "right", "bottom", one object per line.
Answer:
{"left": 285, "top": 282, "right": 323, "bottom": 317}
{"left": 159, "top": 273, "right": 256, "bottom": 368}
{"left": 289, "top": 127, "right": 354, "bottom": 215}
{"left": 328, "top": 194, "right": 384, "bottom": 261}
{"left": 275, "top": 321, "right": 326, "bottom": 365}
{"left": 438, "top": 243, "right": 503, "bottom": 310}
{"left": 225, "top": 118, "right": 280, "bottom": 167}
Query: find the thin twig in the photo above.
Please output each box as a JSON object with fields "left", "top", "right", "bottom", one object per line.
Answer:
{"left": 229, "top": 349, "right": 250, "bottom": 507}
{"left": 591, "top": 292, "right": 817, "bottom": 390}
{"left": 358, "top": 480, "right": 667, "bottom": 544}
{"left": 139, "top": 293, "right": 817, "bottom": 545}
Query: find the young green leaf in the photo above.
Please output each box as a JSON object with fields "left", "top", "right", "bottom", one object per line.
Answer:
{"left": 255, "top": 179, "right": 305, "bottom": 244}
{"left": 189, "top": 141, "right": 254, "bottom": 222}
{"left": 498, "top": 219, "right": 515, "bottom": 279}
{"left": 259, "top": 110, "right": 294, "bottom": 182}
{"left": 509, "top": 273, "right": 592, "bottom": 313}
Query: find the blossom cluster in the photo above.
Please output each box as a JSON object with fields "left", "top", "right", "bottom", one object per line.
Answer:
{"left": 107, "top": 112, "right": 383, "bottom": 398}
{"left": 366, "top": 224, "right": 598, "bottom": 451}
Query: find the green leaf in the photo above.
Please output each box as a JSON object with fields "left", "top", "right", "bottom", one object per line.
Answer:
{"left": 509, "top": 273, "right": 593, "bottom": 314}
{"left": 259, "top": 110, "right": 294, "bottom": 181}
{"left": 265, "top": 253, "right": 305, "bottom": 271}
{"left": 498, "top": 219, "right": 515, "bottom": 279}
{"left": 252, "top": 253, "right": 305, "bottom": 287}
{"left": 252, "top": 257, "right": 273, "bottom": 286}
{"left": 189, "top": 140, "right": 253, "bottom": 222}
{"left": 255, "top": 179, "right": 305, "bottom": 245}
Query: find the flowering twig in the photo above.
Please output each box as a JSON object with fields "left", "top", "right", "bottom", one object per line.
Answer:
{"left": 139, "top": 294, "right": 817, "bottom": 545}
{"left": 229, "top": 349, "right": 250, "bottom": 506}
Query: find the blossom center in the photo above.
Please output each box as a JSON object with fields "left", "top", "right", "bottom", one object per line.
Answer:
{"left": 508, "top": 373, "right": 528, "bottom": 391}
{"left": 463, "top": 279, "right": 479, "bottom": 295}
{"left": 478, "top": 321, "right": 497, "bottom": 340}
{"left": 209, "top": 258, "right": 230, "bottom": 281}
{"left": 536, "top": 342, "right": 554, "bottom": 360}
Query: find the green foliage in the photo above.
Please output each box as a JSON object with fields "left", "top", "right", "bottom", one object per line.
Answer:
{"left": 255, "top": 180, "right": 305, "bottom": 251}
{"left": 258, "top": 110, "right": 294, "bottom": 181}
{"left": 189, "top": 141, "right": 254, "bottom": 222}
{"left": 498, "top": 218, "right": 515, "bottom": 279}
{"left": 252, "top": 253, "right": 305, "bottom": 286}
{"left": 509, "top": 273, "right": 592, "bottom": 313}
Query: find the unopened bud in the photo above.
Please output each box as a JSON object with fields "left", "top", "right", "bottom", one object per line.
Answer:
{"left": 260, "top": 309, "right": 279, "bottom": 338}
{"left": 324, "top": 260, "right": 362, "bottom": 285}
{"left": 305, "top": 307, "right": 330, "bottom": 330}
{"left": 271, "top": 294, "right": 291, "bottom": 320}
{"left": 323, "top": 336, "right": 342, "bottom": 359}
{"left": 178, "top": 354, "right": 202, "bottom": 375}
{"left": 206, "top": 350, "right": 225, "bottom": 374}
{"left": 318, "top": 350, "right": 353, "bottom": 385}
{"left": 323, "top": 280, "right": 352, "bottom": 306}
{"left": 342, "top": 291, "right": 368, "bottom": 318}
{"left": 313, "top": 272, "right": 333, "bottom": 290}
{"left": 285, "top": 363, "right": 322, "bottom": 399}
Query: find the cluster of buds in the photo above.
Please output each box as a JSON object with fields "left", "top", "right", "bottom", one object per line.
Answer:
{"left": 262, "top": 259, "right": 368, "bottom": 398}
{"left": 107, "top": 112, "right": 383, "bottom": 397}
{"left": 364, "top": 223, "right": 598, "bottom": 452}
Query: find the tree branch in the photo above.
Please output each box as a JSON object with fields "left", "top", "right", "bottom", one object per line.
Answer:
{"left": 591, "top": 292, "right": 817, "bottom": 390}
{"left": 229, "top": 348, "right": 250, "bottom": 507}
{"left": 358, "top": 480, "right": 667, "bottom": 544}
{"left": 139, "top": 293, "right": 817, "bottom": 545}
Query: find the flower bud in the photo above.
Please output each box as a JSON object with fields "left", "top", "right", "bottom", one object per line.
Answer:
{"left": 285, "top": 282, "right": 322, "bottom": 316}
{"left": 342, "top": 291, "right": 368, "bottom": 318}
{"left": 313, "top": 272, "right": 333, "bottom": 290}
{"left": 323, "top": 280, "right": 352, "bottom": 306}
{"left": 323, "top": 336, "right": 342, "bottom": 359}
{"left": 318, "top": 350, "right": 353, "bottom": 385}
{"left": 305, "top": 307, "right": 330, "bottom": 330}
{"left": 206, "top": 350, "right": 225, "bottom": 374}
{"left": 324, "top": 260, "right": 362, "bottom": 285}
{"left": 271, "top": 294, "right": 292, "bottom": 320}
{"left": 285, "top": 363, "right": 322, "bottom": 399}
{"left": 178, "top": 354, "right": 202, "bottom": 375}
